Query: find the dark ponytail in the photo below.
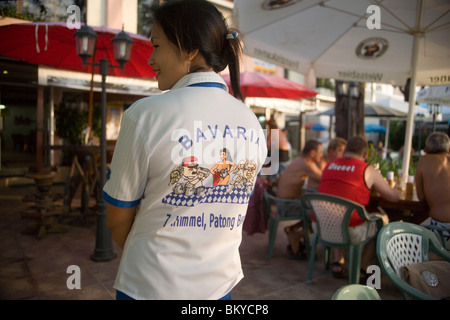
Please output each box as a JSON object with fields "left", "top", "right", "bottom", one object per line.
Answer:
{"left": 224, "top": 30, "right": 244, "bottom": 102}
{"left": 151, "top": 0, "right": 244, "bottom": 101}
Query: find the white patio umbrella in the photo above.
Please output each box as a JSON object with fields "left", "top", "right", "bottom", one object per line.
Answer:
{"left": 416, "top": 85, "right": 450, "bottom": 131}
{"left": 234, "top": 0, "right": 450, "bottom": 181}
{"left": 320, "top": 103, "right": 407, "bottom": 118}
{"left": 416, "top": 85, "right": 450, "bottom": 105}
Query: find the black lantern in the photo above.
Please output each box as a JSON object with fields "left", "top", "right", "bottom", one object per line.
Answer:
{"left": 112, "top": 30, "right": 134, "bottom": 68}
{"left": 74, "top": 25, "right": 98, "bottom": 65}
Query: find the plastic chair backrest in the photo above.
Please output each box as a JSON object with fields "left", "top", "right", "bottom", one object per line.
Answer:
{"left": 264, "top": 191, "right": 303, "bottom": 219}
{"left": 332, "top": 284, "right": 381, "bottom": 300}
{"left": 386, "top": 233, "right": 423, "bottom": 275}
{"left": 377, "top": 222, "right": 450, "bottom": 300}
{"left": 301, "top": 193, "right": 370, "bottom": 246}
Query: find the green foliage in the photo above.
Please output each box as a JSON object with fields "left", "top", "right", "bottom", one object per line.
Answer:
{"left": 91, "top": 102, "right": 101, "bottom": 139}
{"left": 316, "top": 78, "right": 335, "bottom": 91}
{"left": 367, "top": 143, "right": 416, "bottom": 177}
{"left": 387, "top": 120, "right": 405, "bottom": 151}
{"left": 0, "top": 3, "right": 45, "bottom": 21}
{"left": 55, "top": 101, "right": 87, "bottom": 145}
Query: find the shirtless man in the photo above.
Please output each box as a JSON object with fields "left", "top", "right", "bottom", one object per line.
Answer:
{"left": 277, "top": 139, "right": 323, "bottom": 199}
{"left": 415, "top": 132, "right": 450, "bottom": 246}
{"left": 276, "top": 139, "right": 323, "bottom": 258}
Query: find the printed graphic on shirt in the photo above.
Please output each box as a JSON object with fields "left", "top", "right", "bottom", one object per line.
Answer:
{"left": 163, "top": 150, "right": 257, "bottom": 207}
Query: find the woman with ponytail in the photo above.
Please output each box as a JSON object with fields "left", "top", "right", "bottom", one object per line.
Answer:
{"left": 103, "top": 0, "right": 267, "bottom": 300}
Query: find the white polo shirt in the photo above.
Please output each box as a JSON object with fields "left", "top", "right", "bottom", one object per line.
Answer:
{"left": 103, "top": 71, "right": 267, "bottom": 300}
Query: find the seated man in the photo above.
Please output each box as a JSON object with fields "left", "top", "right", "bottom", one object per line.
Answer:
{"left": 306, "top": 137, "right": 347, "bottom": 191}
{"left": 318, "top": 136, "right": 399, "bottom": 280}
{"left": 276, "top": 139, "right": 323, "bottom": 258}
{"left": 415, "top": 132, "right": 450, "bottom": 248}
{"left": 277, "top": 139, "right": 323, "bottom": 199}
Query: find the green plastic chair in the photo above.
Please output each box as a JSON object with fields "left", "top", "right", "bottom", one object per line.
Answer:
{"left": 376, "top": 221, "right": 450, "bottom": 300}
{"left": 300, "top": 193, "right": 383, "bottom": 284}
{"left": 332, "top": 284, "right": 381, "bottom": 300}
{"left": 422, "top": 224, "right": 449, "bottom": 250}
{"left": 263, "top": 190, "right": 310, "bottom": 258}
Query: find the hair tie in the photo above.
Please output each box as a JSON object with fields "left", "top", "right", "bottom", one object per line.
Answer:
{"left": 226, "top": 32, "right": 238, "bottom": 40}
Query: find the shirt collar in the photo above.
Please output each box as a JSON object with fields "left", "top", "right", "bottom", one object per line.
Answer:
{"left": 171, "top": 71, "right": 228, "bottom": 92}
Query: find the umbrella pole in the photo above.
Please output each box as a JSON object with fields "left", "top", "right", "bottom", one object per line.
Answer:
{"left": 401, "top": 0, "right": 422, "bottom": 185}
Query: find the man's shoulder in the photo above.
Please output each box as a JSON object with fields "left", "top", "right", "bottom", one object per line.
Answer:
{"left": 298, "top": 157, "right": 318, "bottom": 170}
{"left": 283, "top": 157, "right": 308, "bottom": 173}
{"left": 418, "top": 153, "right": 449, "bottom": 166}
{"left": 288, "top": 156, "right": 306, "bottom": 166}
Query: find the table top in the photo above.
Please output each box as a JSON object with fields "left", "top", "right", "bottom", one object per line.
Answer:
{"left": 371, "top": 187, "right": 424, "bottom": 204}
{"left": 369, "top": 187, "right": 429, "bottom": 224}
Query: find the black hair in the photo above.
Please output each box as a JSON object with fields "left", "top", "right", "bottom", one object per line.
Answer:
{"left": 151, "top": 0, "right": 244, "bottom": 101}
{"left": 302, "top": 139, "right": 322, "bottom": 155}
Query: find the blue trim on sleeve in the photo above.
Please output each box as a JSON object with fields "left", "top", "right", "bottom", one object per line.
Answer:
{"left": 103, "top": 191, "right": 140, "bottom": 208}
{"left": 188, "top": 82, "right": 224, "bottom": 89}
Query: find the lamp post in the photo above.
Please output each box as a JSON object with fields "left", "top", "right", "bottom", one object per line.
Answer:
{"left": 75, "top": 25, "right": 133, "bottom": 262}
{"left": 430, "top": 104, "right": 442, "bottom": 132}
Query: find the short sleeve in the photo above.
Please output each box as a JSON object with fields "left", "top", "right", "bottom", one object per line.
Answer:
{"left": 103, "top": 111, "right": 149, "bottom": 208}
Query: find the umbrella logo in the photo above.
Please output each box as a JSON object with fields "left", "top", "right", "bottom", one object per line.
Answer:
{"left": 355, "top": 37, "right": 389, "bottom": 59}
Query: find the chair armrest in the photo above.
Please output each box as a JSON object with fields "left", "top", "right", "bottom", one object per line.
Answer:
{"left": 302, "top": 186, "right": 317, "bottom": 194}
{"left": 362, "top": 215, "right": 383, "bottom": 241}
{"left": 423, "top": 224, "right": 449, "bottom": 249}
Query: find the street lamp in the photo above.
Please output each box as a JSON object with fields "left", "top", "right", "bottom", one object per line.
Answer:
{"left": 430, "top": 104, "right": 442, "bottom": 132}
{"left": 75, "top": 25, "right": 133, "bottom": 262}
{"left": 74, "top": 25, "right": 98, "bottom": 66}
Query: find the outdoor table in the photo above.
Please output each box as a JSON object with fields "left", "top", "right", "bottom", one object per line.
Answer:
{"left": 368, "top": 188, "right": 429, "bottom": 225}
{"left": 21, "top": 170, "right": 69, "bottom": 239}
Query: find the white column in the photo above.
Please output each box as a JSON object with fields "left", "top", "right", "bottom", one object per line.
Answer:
{"left": 87, "top": 0, "right": 107, "bottom": 27}
{"left": 122, "top": 0, "right": 138, "bottom": 33}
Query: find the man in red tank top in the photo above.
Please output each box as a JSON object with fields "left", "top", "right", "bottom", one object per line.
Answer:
{"left": 317, "top": 136, "right": 399, "bottom": 280}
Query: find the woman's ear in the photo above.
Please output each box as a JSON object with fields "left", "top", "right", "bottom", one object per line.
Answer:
{"left": 187, "top": 48, "right": 200, "bottom": 62}
{"left": 184, "top": 49, "right": 200, "bottom": 74}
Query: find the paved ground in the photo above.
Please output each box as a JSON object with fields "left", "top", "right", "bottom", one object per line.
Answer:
{"left": 0, "top": 183, "right": 403, "bottom": 300}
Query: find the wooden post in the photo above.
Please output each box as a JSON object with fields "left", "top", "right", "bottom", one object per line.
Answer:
{"left": 36, "top": 86, "right": 44, "bottom": 168}
{"left": 335, "top": 83, "right": 348, "bottom": 139}
{"left": 335, "top": 81, "right": 365, "bottom": 140}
